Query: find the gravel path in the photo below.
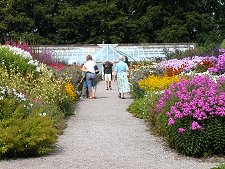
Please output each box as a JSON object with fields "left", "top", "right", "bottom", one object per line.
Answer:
{"left": 0, "top": 81, "right": 222, "bottom": 169}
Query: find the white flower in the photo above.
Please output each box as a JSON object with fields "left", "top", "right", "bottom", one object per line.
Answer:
{"left": 39, "top": 113, "right": 46, "bottom": 117}
{"left": 36, "top": 67, "right": 41, "bottom": 72}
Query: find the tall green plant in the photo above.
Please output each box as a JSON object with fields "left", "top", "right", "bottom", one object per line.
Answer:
{"left": 0, "top": 47, "right": 37, "bottom": 76}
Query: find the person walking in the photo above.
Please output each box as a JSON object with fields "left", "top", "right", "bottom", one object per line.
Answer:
{"left": 82, "top": 55, "right": 98, "bottom": 99}
{"left": 113, "top": 56, "right": 130, "bottom": 99}
{"left": 103, "top": 61, "right": 114, "bottom": 90}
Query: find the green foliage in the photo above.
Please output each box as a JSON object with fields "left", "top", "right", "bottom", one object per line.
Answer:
{"left": 154, "top": 112, "right": 169, "bottom": 137}
{"left": 58, "top": 97, "right": 75, "bottom": 117}
{"left": 0, "top": 98, "right": 58, "bottom": 157}
{"left": 130, "top": 83, "right": 145, "bottom": 99}
{"left": 127, "top": 96, "right": 150, "bottom": 119}
{"left": 211, "top": 163, "right": 225, "bottom": 169}
{"left": 0, "top": 98, "right": 18, "bottom": 120}
{"left": 221, "top": 40, "right": 225, "bottom": 49}
{"left": 166, "top": 44, "right": 220, "bottom": 60}
{"left": 165, "top": 117, "right": 225, "bottom": 157}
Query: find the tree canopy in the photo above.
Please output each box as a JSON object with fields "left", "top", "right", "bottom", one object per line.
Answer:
{"left": 0, "top": 0, "right": 224, "bottom": 46}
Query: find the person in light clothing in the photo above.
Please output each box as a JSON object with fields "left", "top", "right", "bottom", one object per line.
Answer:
{"left": 82, "top": 55, "right": 97, "bottom": 99}
{"left": 113, "top": 56, "right": 130, "bottom": 99}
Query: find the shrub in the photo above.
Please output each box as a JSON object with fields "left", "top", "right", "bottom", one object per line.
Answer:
{"left": 0, "top": 66, "right": 76, "bottom": 122}
{"left": 0, "top": 98, "right": 58, "bottom": 157}
{"left": 211, "top": 163, "right": 225, "bottom": 169}
{"left": 156, "top": 75, "right": 225, "bottom": 157}
{"left": 0, "top": 46, "right": 38, "bottom": 76}
{"left": 58, "top": 96, "right": 75, "bottom": 117}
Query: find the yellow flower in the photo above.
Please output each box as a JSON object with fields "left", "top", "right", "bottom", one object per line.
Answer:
{"left": 138, "top": 75, "right": 181, "bottom": 92}
{"left": 65, "top": 82, "right": 77, "bottom": 102}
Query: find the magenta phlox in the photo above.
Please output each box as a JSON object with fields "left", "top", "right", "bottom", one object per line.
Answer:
{"left": 163, "top": 89, "right": 173, "bottom": 99}
{"left": 219, "top": 48, "right": 225, "bottom": 53}
{"left": 190, "top": 121, "right": 202, "bottom": 130}
{"left": 209, "top": 53, "right": 225, "bottom": 74}
{"left": 157, "top": 99, "right": 165, "bottom": 110}
{"left": 197, "top": 99, "right": 205, "bottom": 108}
{"left": 174, "top": 110, "right": 184, "bottom": 119}
{"left": 168, "top": 118, "right": 175, "bottom": 126}
{"left": 178, "top": 128, "right": 185, "bottom": 134}
{"left": 166, "top": 111, "right": 172, "bottom": 117}
{"left": 218, "top": 76, "right": 225, "bottom": 84}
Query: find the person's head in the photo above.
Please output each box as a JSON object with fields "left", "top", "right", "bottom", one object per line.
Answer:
{"left": 119, "top": 55, "right": 125, "bottom": 61}
{"left": 86, "top": 55, "right": 93, "bottom": 61}
{"left": 105, "top": 61, "right": 110, "bottom": 66}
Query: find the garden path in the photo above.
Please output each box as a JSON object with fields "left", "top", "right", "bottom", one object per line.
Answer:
{"left": 0, "top": 81, "right": 220, "bottom": 169}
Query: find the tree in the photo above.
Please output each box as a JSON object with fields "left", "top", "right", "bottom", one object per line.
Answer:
{"left": 0, "top": 0, "right": 224, "bottom": 45}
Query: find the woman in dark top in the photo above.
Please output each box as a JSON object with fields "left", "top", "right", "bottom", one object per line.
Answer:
{"left": 103, "top": 61, "right": 114, "bottom": 90}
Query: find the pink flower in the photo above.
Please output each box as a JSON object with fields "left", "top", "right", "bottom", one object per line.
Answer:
{"left": 178, "top": 128, "right": 185, "bottom": 134}
{"left": 168, "top": 118, "right": 175, "bottom": 126}
{"left": 190, "top": 121, "right": 202, "bottom": 130}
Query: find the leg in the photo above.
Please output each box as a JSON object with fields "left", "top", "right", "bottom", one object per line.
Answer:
{"left": 92, "top": 73, "right": 97, "bottom": 98}
{"left": 121, "top": 93, "right": 125, "bottom": 99}
{"left": 118, "top": 93, "right": 121, "bottom": 98}
{"left": 106, "top": 81, "right": 109, "bottom": 90}
{"left": 105, "top": 74, "right": 109, "bottom": 90}
{"left": 86, "top": 73, "right": 93, "bottom": 98}
{"left": 109, "top": 81, "right": 112, "bottom": 90}
{"left": 85, "top": 85, "right": 89, "bottom": 98}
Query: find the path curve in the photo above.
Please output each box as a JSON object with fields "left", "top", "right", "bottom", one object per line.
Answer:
{"left": 0, "top": 81, "right": 221, "bottom": 169}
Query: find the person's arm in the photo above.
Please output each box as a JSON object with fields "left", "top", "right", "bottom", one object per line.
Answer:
{"left": 80, "top": 72, "right": 85, "bottom": 83}
{"left": 82, "top": 64, "right": 87, "bottom": 72}
{"left": 109, "top": 61, "right": 114, "bottom": 65}
{"left": 113, "top": 71, "right": 117, "bottom": 82}
{"left": 113, "top": 64, "right": 117, "bottom": 81}
{"left": 80, "top": 77, "right": 84, "bottom": 83}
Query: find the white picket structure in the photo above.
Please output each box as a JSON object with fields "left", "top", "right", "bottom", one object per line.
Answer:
{"left": 33, "top": 43, "right": 195, "bottom": 64}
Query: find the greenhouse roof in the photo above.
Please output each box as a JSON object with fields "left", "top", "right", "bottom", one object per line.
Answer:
{"left": 92, "top": 45, "right": 133, "bottom": 63}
